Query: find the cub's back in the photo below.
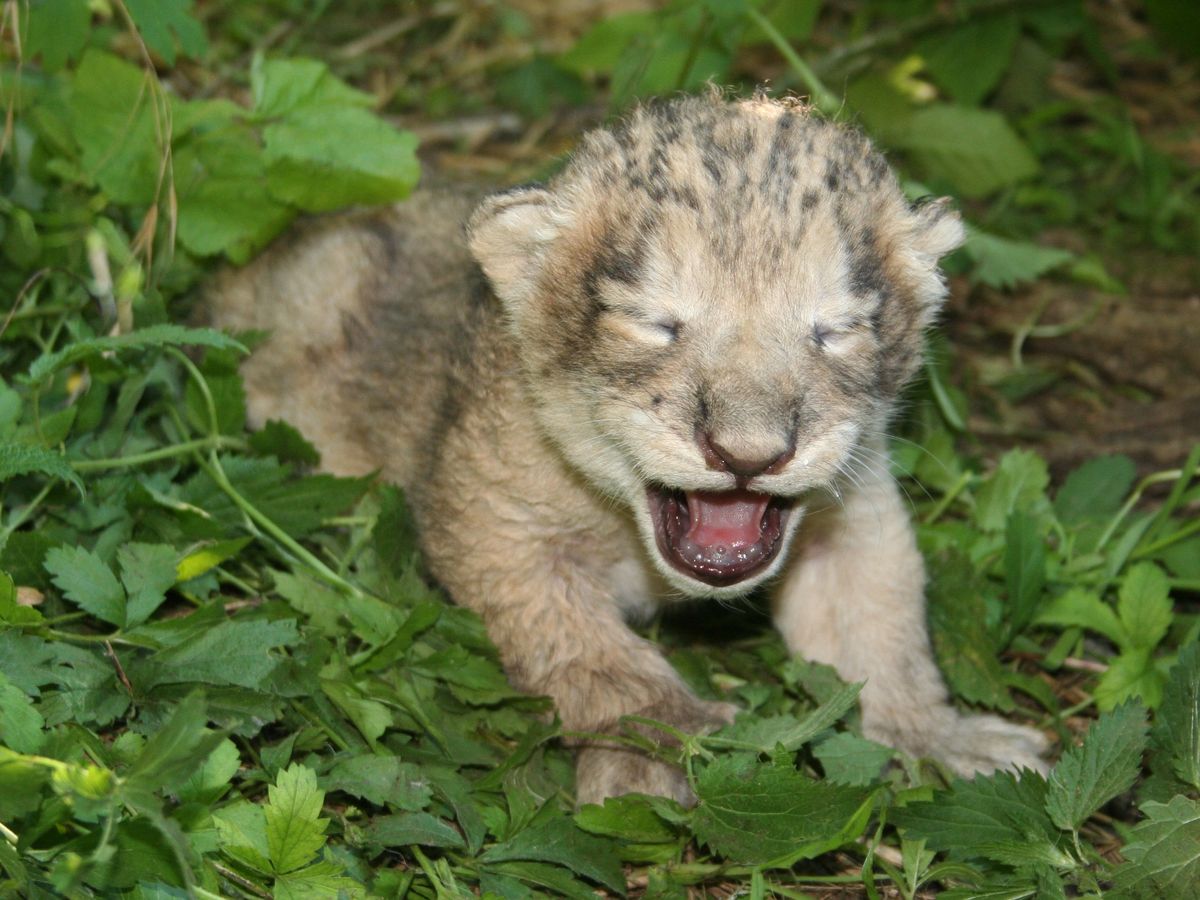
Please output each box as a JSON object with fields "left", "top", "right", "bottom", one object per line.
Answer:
{"left": 205, "top": 188, "right": 492, "bottom": 487}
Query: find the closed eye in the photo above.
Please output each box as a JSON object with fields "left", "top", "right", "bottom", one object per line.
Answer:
{"left": 812, "top": 320, "right": 864, "bottom": 349}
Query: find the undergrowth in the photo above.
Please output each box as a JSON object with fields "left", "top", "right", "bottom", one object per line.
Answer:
{"left": 1, "top": 1, "right": 1197, "bottom": 897}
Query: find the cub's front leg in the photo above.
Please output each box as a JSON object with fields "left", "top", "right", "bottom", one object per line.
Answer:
{"left": 421, "top": 499, "right": 733, "bottom": 806}
{"left": 772, "top": 453, "right": 1049, "bottom": 777}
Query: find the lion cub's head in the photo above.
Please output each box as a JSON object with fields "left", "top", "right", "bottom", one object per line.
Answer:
{"left": 468, "top": 94, "right": 963, "bottom": 598}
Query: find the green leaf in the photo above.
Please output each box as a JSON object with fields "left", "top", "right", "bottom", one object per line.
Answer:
{"left": 1112, "top": 795, "right": 1200, "bottom": 898}
{"left": 365, "top": 812, "right": 467, "bottom": 850}
{"left": 25, "top": 0, "right": 91, "bottom": 71}
{"left": 124, "top": 0, "right": 208, "bottom": 66}
{"left": 692, "top": 754, "right": 874, "bottom": 865}
{"left": 919, "top": 13, "right": 1020, "bottom": 105}
{"left": 264, "top": 108, "right": 420, "bottom": 212}
{"left": 1117, "top": 563, "right": 1173, "bottom": 651}
{"left": 975, "top": 449, "right": 1051, "bottom": 533}
{"left": 481, "top": 820, "right": 625, "bottom": 893}
{"left": 175, "top": 537, "right": 253, "bottom": 583}
{"left": 173, "top": 110, "right": 294, "bottom": 262}
{"left": 1045, "top": 700, "right": 1147, "bottom": 831}
{"left": 927, "top": 549, "right": 1014, "bottom": 710}
{"left": 44, "top": 545, "right": 125, "bottom": 626}
{"left": 0, "top": 671, "right": 45, "bottom": 753}
{"left": 894, "top": 771, "right": 1067, "bottom": 866}
{"left": 575, "top": 795, "right": 677, "bottom": 843}
{"left": 266, "top": 764, "right": 328, "bottom": 874}
{"left": 136, "top": 616, "right": 298, "bottom": 689}
{"left": 250, "top": 419, "right": 320, "bottom": 467}
{"left": 813, "top": 732, "right": 895, "bottom": 786}
{"left": 0, "top": 572, "right": 42, "bottom": 626}
{"left": 118, "top": 543, "right": 178, "bottom": 627}
{"left": 28, "top": 324, "right": 245, "bottom": 384}
{"left": 124, "top": 690, "right": 227, "bottom": 803}
{"left": 1054, "top": 455, "right": 1137, "bottom": 527}
{"left": 1035, "top": 587, "right": 1128, "bottom": 647}
{"left": 214, "top": 800, "right": 274, "bottom": 875}
{"left": 962, "top": 230, "right": 1074, "bottom": 290}
{"left": 274, "top": 859, "right": 364, "bottom": 900}
{"left": 1096, "top": 648, "right": 1166, "bottom": 712}
{"left": 251, "top": 57, "right": 375, "bottom": 118}
{"left": 323, "top": 755, "right": 432, "bottom": 810}
{"left": 68, "top": 50, "right": 160, "bottom": 204}
{"left": 1004, "top": 511, "right": 1046, "bottom": 638}
{"left": 177, "top": 737, "right": 241, "bottom": 805}
{"left": 710, "top": 681, "right": 863, "bottom": 752}
{"left": 897, "top": 106, "right": 1039, "bottom": 198}
{"left": 0, "top": 442, "right": 85, "bottom": 496}
{"left": 1152, "top": 643, "right": 1200, "bottom": 791}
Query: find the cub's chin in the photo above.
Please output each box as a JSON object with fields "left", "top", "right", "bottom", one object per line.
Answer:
{"left": 643, "top": 484, "right": 801, "bottom": 595}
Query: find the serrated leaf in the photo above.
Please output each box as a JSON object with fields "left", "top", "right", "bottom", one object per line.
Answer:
{"left": 692, "top": 754, "right": 874, "bottom": 865}
{"left": 1152, "top": 643, "right": 1200, "bottom": 791}
{"left": 28, "top": 324, "right": 245, "bottom": 384}
{"left": 1034, "top": 587, "right": 1128, "bottom": 647}
{"left": 1045, "top": 700, "right": 1148, "bottom": 831}
{"left": 274, "top": 859, "right": 364, "bottom": 900}
{"left": 124, "top": 691, "right": 227, "bottom": 803}
{"left": 710, "top": 682, "right": 863, "bottom": 753}
{"left": 250, "top": 419, "right": 320, "bottom": 466}
{"left": 45, "top": 545, "right": 125, "bottom": 626}
{"left": 177, "top": 737, "right": 241, "bottom": 805}
{"left": 1112, "top": 795, "right": 1200, "bottom": 898}
{"left": 214, "top": 801, "right": 273, "bottom": 875}
{"left": 975, "top": 449, "right": 1051, "bottom": 533}
{"left": 266, "top": 764, "right": 328, "bottom": 875}
{"left": 365, "top": 812, "right": 467, "bottom": 850}
{"left": 323, "top": 755, "right": 432, "bottom": 810}
{"left": 898, "top": 106, "right": 1039, "bottom": 198}
{"left": 813, "top": 732, "right": 895, "bottom": 786}
{"left": 894, "top": 771, "right": 1063, "bottom": 864}
{"left": 0, "top": 442, "right": 84, "bottom": 496}
{"left": 963, "top": 230, "right": 1075, "bottom": 290}
{"left": 1096, "top": 648, "right": 1166, "bottom": 711}
{"left": 481, "top": 820, "right": 625, "bottom": 893}
{"left": 118, "top": 543, "right": 177, "bottom": 627}
{"left": 124, "top": 0, "right": 207, "bottom": 66}
{"left": 1054, "top": 455, "right": 1137, "bottom": 527}
{"left": 137, "top": 616, "right": 298, "bottom": 689}
{"left": 1117, "top": 563, "right": 1173, "bottom": 651}
{"left": 0, "top": 671, "right": 45, "bottom": 753}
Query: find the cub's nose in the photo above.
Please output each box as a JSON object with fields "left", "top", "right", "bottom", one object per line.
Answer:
{"left": 697, "top": 429, "right": 796, "bottom": 478}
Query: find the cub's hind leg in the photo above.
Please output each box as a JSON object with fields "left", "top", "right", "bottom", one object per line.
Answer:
{"left": 771, "top": 451, "right": 1049, "bottom": 777}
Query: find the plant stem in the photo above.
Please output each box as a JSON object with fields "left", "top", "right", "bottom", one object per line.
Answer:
{"left": 71, "top": 435, "right": 247, "bottom": 471}
{"left": 745, "top": 8, "right": 840, "bottom": 116}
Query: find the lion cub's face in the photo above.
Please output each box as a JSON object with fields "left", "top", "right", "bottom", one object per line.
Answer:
{"left": 470, "top": 96, "right": 964, "bottom": 598}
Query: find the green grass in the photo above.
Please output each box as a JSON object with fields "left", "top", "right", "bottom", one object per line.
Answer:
{"left": 1, "top": 1, "right": 1198, "bottom": 897}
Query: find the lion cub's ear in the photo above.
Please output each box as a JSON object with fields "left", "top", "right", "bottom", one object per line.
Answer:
{"left": 899, "top": 196, "right": 966, "bottom": 310}
{"left": 468, "top": 187, "right": 562, "bottom": 307}
{"left": 910, "top": 197, "right": 966, "bottom": 260}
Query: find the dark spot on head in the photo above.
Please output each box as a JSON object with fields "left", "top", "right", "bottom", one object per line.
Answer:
{"left": 802, "top": 190, "right": 820, "bottom": 211}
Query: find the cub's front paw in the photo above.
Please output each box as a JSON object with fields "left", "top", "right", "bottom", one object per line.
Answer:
{"left": 575, "top": 745, "right": 695, "bottom": 806}
{"left": 573, "top": 696, "right": 737, "bottom": 806}
{"left": 937, "top": 713, "right": 1051, "bottom": 777}
{"left": 871, "top": 710, "right": 1050, "bottom": 778}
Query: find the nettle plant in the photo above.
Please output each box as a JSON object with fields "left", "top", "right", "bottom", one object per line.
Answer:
{"left": 1, "top": 1, "right": 1198, "bottom": 898}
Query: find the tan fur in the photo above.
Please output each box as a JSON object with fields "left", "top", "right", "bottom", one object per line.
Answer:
{"left": 207, "top": 95, "right": 1048, "bottom": 804}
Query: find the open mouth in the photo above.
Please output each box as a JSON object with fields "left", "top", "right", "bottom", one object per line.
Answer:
{"left": 647, "top": 485, "right": 792, "bottom": 587}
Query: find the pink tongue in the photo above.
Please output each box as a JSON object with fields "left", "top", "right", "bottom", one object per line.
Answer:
{"left": 684, "top": 491, "right": 770, "bottom": 550}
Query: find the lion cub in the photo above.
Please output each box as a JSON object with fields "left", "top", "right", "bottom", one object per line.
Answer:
{"left": 209, "top": 94, "right": 1048, "bottom": 804}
